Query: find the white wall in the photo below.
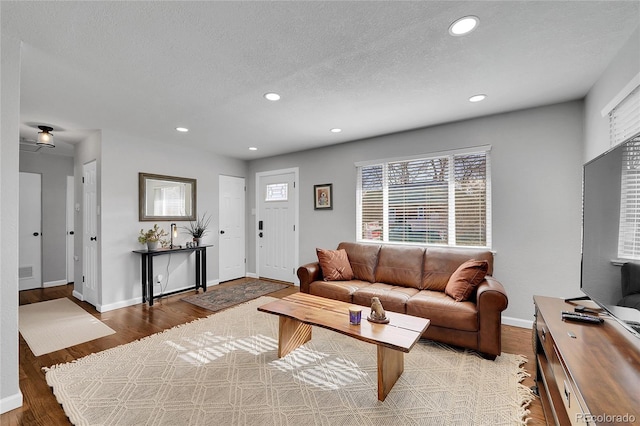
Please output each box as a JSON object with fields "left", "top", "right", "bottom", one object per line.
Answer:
{"left": 584, "top": 27, "right": 640, "bottom": 161}
{"left": 248, "top": 101, "right": 585, "bottom": 324}
{"left": 0, "top": 32, "right": 23, "bottom": 413}
{"left": 97, "top": 130, "right": 247, "bottom": 311}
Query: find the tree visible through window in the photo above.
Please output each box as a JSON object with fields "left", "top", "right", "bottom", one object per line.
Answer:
{"left": 611, "top": 84, "right": 640, "bottom": 259}
{"left": 357, "top": 147, "right": 491, "bottom": 248}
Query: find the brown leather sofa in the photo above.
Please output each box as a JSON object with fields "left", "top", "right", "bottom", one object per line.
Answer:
{"left": 297, "top": 242, "right": 508, "bottom": 359}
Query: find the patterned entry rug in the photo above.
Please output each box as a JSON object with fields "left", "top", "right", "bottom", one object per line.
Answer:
{"left": 45, "top": 296, "right": 534, "bottom": 425}
{"left": 180, "top": 279, "right": 289, "bottom": 312}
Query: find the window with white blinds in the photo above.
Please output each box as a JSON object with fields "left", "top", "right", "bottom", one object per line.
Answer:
{"left": 356, "top": 147, "right": 491, "bottom": 248}
{"left": 610, "top": 85, "right": 640, "bottom": 147}
{"left": 618, "top": 137, "right": 640, "bottom": 259}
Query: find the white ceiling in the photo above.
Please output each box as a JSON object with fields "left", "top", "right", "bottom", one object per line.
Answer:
{"left": 4, "top": 1, "right": 639, "bottom": 160}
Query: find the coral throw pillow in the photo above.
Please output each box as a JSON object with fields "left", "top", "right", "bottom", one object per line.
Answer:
{"left": 316, "top": 248, "right": 354, "bottom": 281}
{"left": 445, "top": 260, "right": 489, "bottom": 302}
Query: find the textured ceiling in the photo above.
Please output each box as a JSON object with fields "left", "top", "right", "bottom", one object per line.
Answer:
{"left": 4, "top": 1, "right": 639, "bottom": 160}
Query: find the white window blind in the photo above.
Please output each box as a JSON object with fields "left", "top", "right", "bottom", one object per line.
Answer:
{"left": 610, "top": 85, "right": 640, "bottom": 147}
{"left": 153, "top": 185, "right": 186, "bottom": 216}
{"left": 618, "top": 137, "right": 640, "bottom": 259}
{"left": 357, "top": 147, "right": 491, "bottom": 248}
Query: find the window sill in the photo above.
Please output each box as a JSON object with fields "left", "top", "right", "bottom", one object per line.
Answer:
{"left": 612, "top": 259, "right": 630, "bottom": 266}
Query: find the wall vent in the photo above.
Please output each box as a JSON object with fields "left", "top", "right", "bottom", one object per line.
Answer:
{"left": 19, "top": 266, "right": 33, "bottom": 279}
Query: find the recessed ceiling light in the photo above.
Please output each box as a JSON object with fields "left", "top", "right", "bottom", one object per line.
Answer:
{"left": 249, "top": 147, "right": 258, "bottom": 151}
{"left": 176, "top": 127, "right": 189, "bottom": 132}
{"left": 264, "top": 92, "right": 281, "bottom": 101}
{"left": 330, "top": 128, "right": 342, "bottom": 133}
{"left": 469, "top": 94, "right": 487, "bottom": 103}
{"left": 449, "top": 16, "right": 479, "bottom": 36}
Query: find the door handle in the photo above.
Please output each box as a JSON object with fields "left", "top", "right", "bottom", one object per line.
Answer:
{"left": 220, "top": 230, "right": 225, "bottom": 234}
{"left": 33, "top": 232, "right": 40, "bottom": 237}
{"left": 90, "top": 236, "right": 97, "bottom": 241}
{"left": 259, "top": 232, "right": 263, "bottom": 238}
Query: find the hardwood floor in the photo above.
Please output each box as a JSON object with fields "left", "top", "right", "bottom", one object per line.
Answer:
{"left": 3, "top": 280, "right": 545, "bottom": 425}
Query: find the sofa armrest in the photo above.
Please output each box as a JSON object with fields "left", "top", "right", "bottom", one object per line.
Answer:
{"left": 297, "top": 262, "right": 322, "bottom": 293}
{"left": 476, "top": 276, "right": 508, "bottom": 311}
{"left": 475, "top": 276, "right": 508, "bottom": 357}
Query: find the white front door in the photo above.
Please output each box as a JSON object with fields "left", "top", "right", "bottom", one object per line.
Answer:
{"left": 66, "top": 175, "right": 75, "bottom": 283}
{"left": 219, "top": 175, "right": 246, "bottom": 282}
{"left": 19, "top": 172, "right": 42, "bottom": 291}
{"left": 256, "top": 169, "right": 298, "bottom": 283}
{"left": 83, "top": 161, "right": 98, "bottom": 306}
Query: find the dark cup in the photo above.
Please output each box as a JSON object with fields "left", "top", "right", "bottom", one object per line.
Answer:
{"left": 349, "top": 307, "right": 362, "bottom": 325}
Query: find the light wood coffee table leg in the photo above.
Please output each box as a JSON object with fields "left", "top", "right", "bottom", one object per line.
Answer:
{"left": 377, "top": 345, "right": 404, "bottom": 401}
{"left": 278, "top": 316, "right": 312, "bottom": 358}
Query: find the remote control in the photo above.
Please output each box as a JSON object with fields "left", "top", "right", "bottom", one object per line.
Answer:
{"left": 561, "top": 311, "right": 604, "bottom": 324}
{"left": 562, "top": 310, "right": 596, "bottom": 318}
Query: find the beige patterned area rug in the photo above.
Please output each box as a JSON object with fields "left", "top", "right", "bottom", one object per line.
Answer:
{"left": 19, "top": 298, "right": 115, "bottom": 356}
{"left": 45, "top": 297, "right": 533, "bottom": 425}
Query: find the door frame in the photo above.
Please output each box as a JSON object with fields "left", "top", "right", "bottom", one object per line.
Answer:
{"left": 82, "top": 160, "right": 99, "bottom": 307}
{"left": 255, "top": 167, "right": 299, "bottom": 284}
{"left": 66, "top": 175, "right": 75, "bottom": 283}
{"left": 218, "top": 174, "right": 246, "bottom": 282}
{"left": 19, "top": 171, "right": 42, "bottom": 291}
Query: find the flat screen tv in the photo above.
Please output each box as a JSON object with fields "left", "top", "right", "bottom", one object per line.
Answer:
{"left": 581, "top": 133, "right": 640, "bottom": 338}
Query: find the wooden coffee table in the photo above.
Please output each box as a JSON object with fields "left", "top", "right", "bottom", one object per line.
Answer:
{"left": 257, "top": 292, "right": 430, "bottom": 401}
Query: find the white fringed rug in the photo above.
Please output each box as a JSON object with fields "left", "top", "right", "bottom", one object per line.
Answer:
{"left": 45, "top": 297, "right": 533, "bottom": 425}
{"left": 19, "top": 298, "right": 115, "bottom": 356}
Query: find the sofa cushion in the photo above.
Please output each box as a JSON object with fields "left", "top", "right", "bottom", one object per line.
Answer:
{"left": 352, "top": 283, "right": 419, "bottom": 314}
{"left": 406, "top": 290, "right": 478, "bottom": 331}
{"left": 309, "top": 280, "right": 372, "bottom": 303}
{"left": 374, "top": 245, "right": 425, "bottom": 289}
{"left": 337, "top": 242, "right": 381, "bottom": 283}
{"left": 422, "top": 247, "right": 493, "bottom": 291}
{"left": 316, "top": 248, "right": 354, "bottom": 281}
{"left": 445, "top": 260, "right": 489, "bottom": 302}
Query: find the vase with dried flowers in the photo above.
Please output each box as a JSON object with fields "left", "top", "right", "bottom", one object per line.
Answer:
{"left": 182, "top": 213, "right": 211, "bottom": 246}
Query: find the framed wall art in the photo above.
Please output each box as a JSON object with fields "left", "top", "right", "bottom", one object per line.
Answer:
{"left": 314, "top": 183, "right": 333, "bottom": 210}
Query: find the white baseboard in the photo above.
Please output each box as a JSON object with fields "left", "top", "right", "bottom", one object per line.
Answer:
{"left": 244, "top": 272, "right": 299, "bottom": 286}
{"left": 502, "top": 316, "right": 534, "bottom": 329}
{"left": 98, "top": 297, "right": 140, "bottom": 313}
{"left": 43, "top": 279, "right": 68, "bottom": 288}
{"left": 0, "top": 391, "right": 23, "bottom": 414}
{"left": 99, "top": 283, "right": 219, "bottom": 313}
{"left": 72, "top": 290, "right": 84, "bottom": 301}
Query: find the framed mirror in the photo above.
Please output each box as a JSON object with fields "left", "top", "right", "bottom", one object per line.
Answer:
{"left": 139, "top": 173, "right": 196, "bottom": 221}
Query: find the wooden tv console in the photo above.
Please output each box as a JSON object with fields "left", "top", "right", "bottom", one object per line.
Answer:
{"left": 533, "top": 296, "right": 640, "bottom": 425}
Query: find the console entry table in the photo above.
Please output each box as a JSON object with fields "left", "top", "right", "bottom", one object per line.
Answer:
{"left": 133, "top": 245, "right": 211, "bottom": 306}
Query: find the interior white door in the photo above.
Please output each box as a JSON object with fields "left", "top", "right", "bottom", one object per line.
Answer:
{"left": 219, "top": 175, "right": 246, "bottom": 282}
{"left": 257, "top": 170, "right": 298, "bottom": 283}
{"left": 66, "top": 175, "right": 75, "bottom": 283}
{"left": 19, "top": 172, "right": 42, "bottom": 291}
{"left": 83, "top": 161, "right": 98, "bottom": 306}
